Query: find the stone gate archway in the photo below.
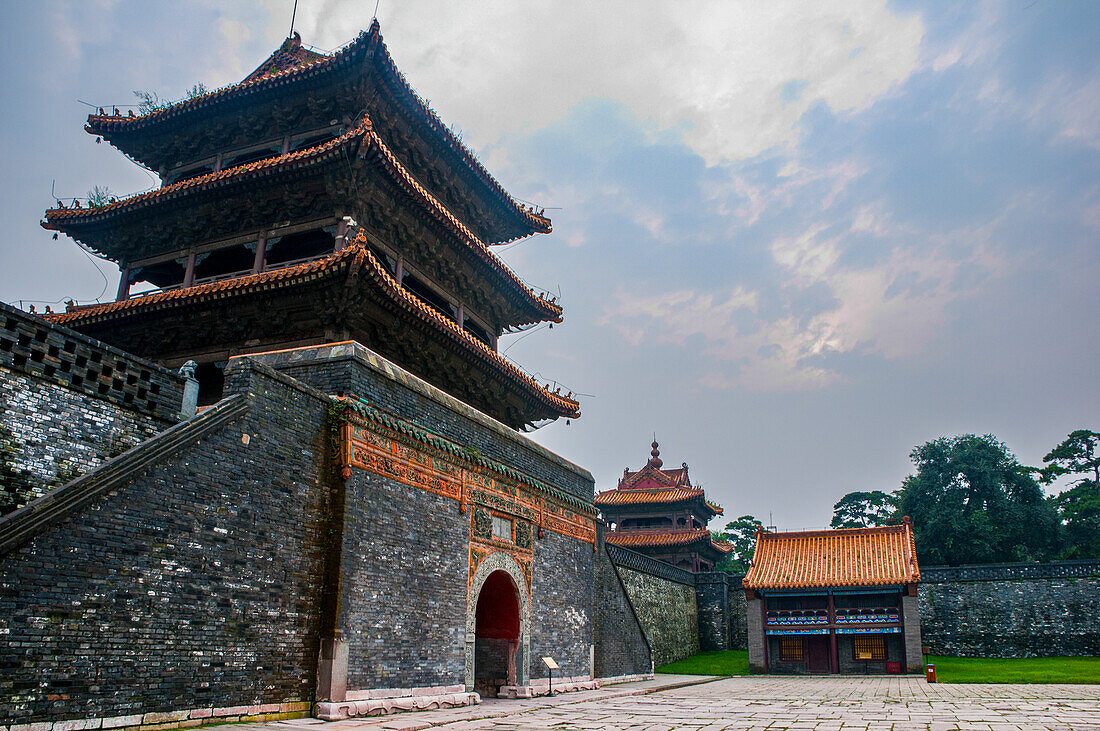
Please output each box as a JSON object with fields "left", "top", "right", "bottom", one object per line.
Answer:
{"left": 465, "top": 552, "right": 530, "bottom": 695}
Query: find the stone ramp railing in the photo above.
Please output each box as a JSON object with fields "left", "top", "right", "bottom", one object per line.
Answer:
{"left": 0, "top": 394, "right": 249, "bottom": 557}
{"left": 921, "top": 559, "right": 1100, "bottom": 582}
{"left": 606, "top": 543, "right": 697, "bottom": 586}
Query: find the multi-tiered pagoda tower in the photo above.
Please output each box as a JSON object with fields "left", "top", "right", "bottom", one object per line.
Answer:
{"left": 597, "top": 442, "right": 731, "bottom": 572}
{"left": 42, "top": 25, "right": 578, "bottom": 430}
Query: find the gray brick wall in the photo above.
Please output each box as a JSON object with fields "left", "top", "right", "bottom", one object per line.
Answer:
{"left": 338, "top": 469, "right": 469, "bottom": 690}
{"left": 528, "top": 529, "right": 594, "bottom": 680}
{"left": 616, "top": 566, "right": 699, "bottom": 667}
{"left": 746, "top": 597, "right": 764, "bottom": 672}
{"left": 696, "top": 573, "right": 747, "bottom": 652}
{"left": 0, "top": 364, "right": 331, "bottom": 725}
{"left": 1, "top": 368, "right": 165, "bottom": 514}
{"left": 920, "top": 577, "right": 1100, "bottom": 657}
{"left": 593, "top": 532, "right": 652, "bottom": 678}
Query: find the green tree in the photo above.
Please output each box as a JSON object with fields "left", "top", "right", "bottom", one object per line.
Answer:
{"left": 712, "top": 514, "right": 763, "bottom": 573}
{"left": 1040, "top": 430, "right": 1100, "bottom": 559}
{"left": 895, "top": 434, "right": 1060, "bottom": 566}
{"left": 830, "top": 490, "right": 898, "bottom": 528}
{"left": 87, "top": 185, "right": 113, "bottom": 208}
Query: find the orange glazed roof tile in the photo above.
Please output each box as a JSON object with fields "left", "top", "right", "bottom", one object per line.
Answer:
{"left": 605, "top": 528, "right": 733, "bottom": 553}
{"left": 84, "top": 21, "right": 550, "bottom": 242}
{"left": 595, "top": 486, "right": 706, "bottom": 506}
{"left": 742, "top": 520, "right": 920, "bottom": 590}
{"left": 44, "top": 236, "right": 580, "bottom": 421}
{"left": 43, "top": 116, "right": 562, "bottom": 325}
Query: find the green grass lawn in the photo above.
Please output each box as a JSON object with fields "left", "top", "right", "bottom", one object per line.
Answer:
{"left": 656, "top": 650, "right": 750, "bottom": 676}
{"left": 927, "top": 655, "right": 1100, "bottom": 684}
{"left": 656, "top": 651, "right": 1100, "bottom": 683}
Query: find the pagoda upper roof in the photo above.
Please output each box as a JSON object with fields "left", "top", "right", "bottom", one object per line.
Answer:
{"left": 241, "top": 32, "right": 326, "bottom": 83}
{"left": 742, "top": 520, "right": 920, "bottom": 591}
{"left": 83, "top": 21, "right": 550, "bottom": 244}
{"left": 44, "top": 233, "right": 580, "bottom": 426}
{"left": 43, "top": 116, "right": 562, "bottom": 327}
{"left": 604, "top": 528, "right": 732, "bottom": 554}
{"left": 596, "top": 441, "right": 723, "bottom": 516}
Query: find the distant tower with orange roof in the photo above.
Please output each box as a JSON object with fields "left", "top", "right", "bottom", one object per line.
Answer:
{"left": 596, "top": 441, "right": 730, "bottom": 572}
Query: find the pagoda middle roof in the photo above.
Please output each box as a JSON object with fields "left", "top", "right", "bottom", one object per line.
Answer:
{"left": 44, "top": 233, "right": 580, "bottom": 424}
{"left": 83, "top": 21, "right": 550, "bottom": 243}
{"left": 605, "top": 528, "right": 733, "bottom": 553}
{"left": 42, "top": 116, "right": 562, "bottom": 326}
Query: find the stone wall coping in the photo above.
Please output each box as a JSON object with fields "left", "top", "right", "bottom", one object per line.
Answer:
{"left": 225, "top": 356, "right": 332, "bottom": 405}
{"left": 921, "top": 559, "right": 1100, "bottom": 582}
{"left": 244, "top": 340, "right": 594, "bottom": 483}
{"left": 1, "top": 302, "right": 180, "bottom": 380}
{"left": 607, "top": 543, "right": 697, "bottom": 586}
{"left": 696, "top": 571, "right": 744, "bottom": 588}
{"left": 0, "top": 301, "right": 184, "bottom": 422}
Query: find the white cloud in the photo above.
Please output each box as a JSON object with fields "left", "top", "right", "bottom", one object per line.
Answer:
{"left": 274, "top": 0, "right": 923, "bottom": 165}
{"left": 601, "top": 205, "right": 1010, "bottom": 392}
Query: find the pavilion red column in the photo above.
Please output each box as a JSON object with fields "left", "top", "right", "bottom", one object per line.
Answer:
{"left": 251, "top": 235, "right": 267, "bottom": 274}
{"left": 115, "top": 266, "right": 131, "bottom": 301}
{"left": 828, "top": 593, "right": 839, "bottom": 674}
{"left": 183, "top": 252, "right": 197, "bottom": 287}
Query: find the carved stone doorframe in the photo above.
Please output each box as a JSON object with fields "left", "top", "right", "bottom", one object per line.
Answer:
{"left": 465, "top": 552, "right": 530, "bottom": 692}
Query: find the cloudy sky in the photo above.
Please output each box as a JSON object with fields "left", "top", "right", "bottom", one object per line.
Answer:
{"left": 2, "top": 1, "right": 1097, "bottom": 529}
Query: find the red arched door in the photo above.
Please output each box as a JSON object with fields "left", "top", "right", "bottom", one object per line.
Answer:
{"left": 474, "top": 570, "right": 520, "bottom": 697}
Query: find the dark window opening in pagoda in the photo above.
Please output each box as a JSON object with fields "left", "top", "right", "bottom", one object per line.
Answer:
{"left": 266, "top": 229, "right": 336, "bottom": 269}
{"left": 621, "top": 517, "right": 672, "bottom": 529}
{"left": 196, "top": 362, "right": 225, "bottom": 407}
{"left": 464, "top": 318, "right": 492, "bottom": 348}
{"left": 132, "top": 260, "right": 186, "bottom": 291}
{"left": 194, "top": 245, "right": 254, "bottom": 283}
{"left": 402, "top": 273, "right": 457, "bottom": 320}
{"left": 221, "top": 144, "right": 283, "bottom": 171}
{"left": 367, "top": 244, "right": 396, "bottom": 274}
{"left": 677, "top": 517, "right": 686, "bottom": 527}
{"left": 292, "top": 130, "right": 341, "bottom": 152}
{"left": 171, "top": 164, "right": 216, "bottom": 184}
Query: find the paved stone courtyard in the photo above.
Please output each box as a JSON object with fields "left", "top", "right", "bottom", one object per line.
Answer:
{"left": 236, "top": 675, "right": 1100, "bottom": 731}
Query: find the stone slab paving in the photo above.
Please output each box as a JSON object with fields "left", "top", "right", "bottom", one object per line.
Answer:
{"left": 233, "top": 675, "right": 1100, "bottom": 731}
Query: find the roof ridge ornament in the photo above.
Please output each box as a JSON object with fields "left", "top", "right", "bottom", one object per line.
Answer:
{"left": 648, "top": 439, "right": 663, "bottom": 468}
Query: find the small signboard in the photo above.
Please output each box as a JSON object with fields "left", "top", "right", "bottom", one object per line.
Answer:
{"left": 541, "top": 656, "right": 559, "bottom": 670}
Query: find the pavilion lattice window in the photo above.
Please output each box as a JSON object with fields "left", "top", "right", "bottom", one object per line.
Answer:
{"left": 779, "top": 637, "right": 804, "bottom": 662}
{"left": 852, "top": 635, "right": 886, "bottom": 661}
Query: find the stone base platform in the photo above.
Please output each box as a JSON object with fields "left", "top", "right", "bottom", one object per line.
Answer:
{"left": 315, "top": 685, "right": 480, "bottom": 720}
{"left": 498, "top": 676, "right": 601, "bottom": 699}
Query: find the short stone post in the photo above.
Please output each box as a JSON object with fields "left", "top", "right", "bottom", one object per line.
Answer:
{"left": 179, "top": 360, "right": 199, "bottom": 420}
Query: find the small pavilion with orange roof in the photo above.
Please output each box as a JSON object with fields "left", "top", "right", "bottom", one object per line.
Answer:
{"left": 742, "top": 518, "right": 922, "bottom": 674}
{"left": 596, "top": 441, "right": 730, "bottom": 572}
